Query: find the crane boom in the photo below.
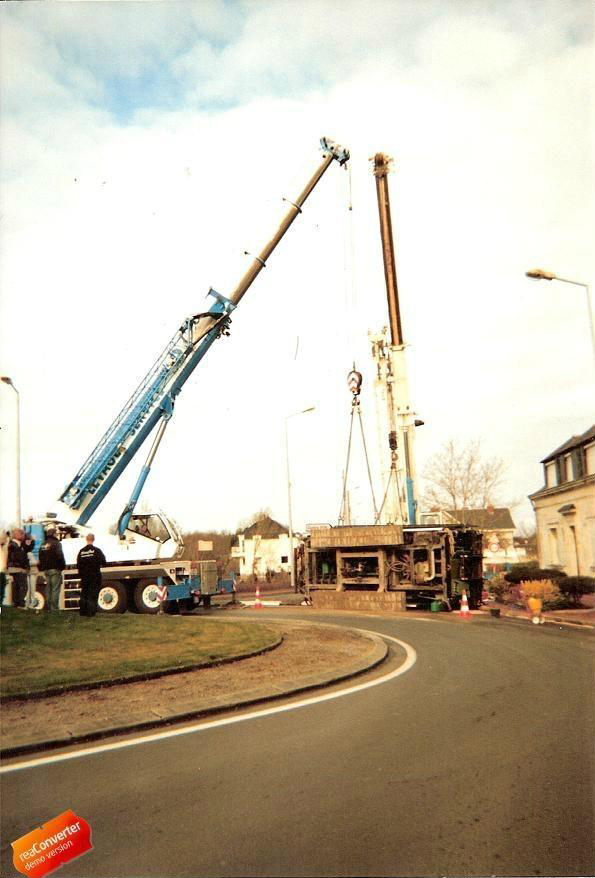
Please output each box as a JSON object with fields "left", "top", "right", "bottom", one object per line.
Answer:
{"left": 370, "top": 152, "right": 418, "bottom": 525}
{"left": 59, "top": 137, "right": 349, "bottom": 533}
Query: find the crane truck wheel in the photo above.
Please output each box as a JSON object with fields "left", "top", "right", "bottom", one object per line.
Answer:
{"left": 97, "top": 581, "right": 128, "bottom": 614}
{"left": 30, "top": 583, "right": 47, "bottom": 611}
{"left": 133, "top": 579, "right": 162, "bottom": 614}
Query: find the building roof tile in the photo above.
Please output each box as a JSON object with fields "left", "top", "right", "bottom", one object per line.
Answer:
{"left": 541, "top": 424, "right": 595, "bottom": 463}
{"left": 237, "top": 516, "right": 288, "bottom": 539}
{"left": 448, "top": 507, "right": 515, "bottom": 529}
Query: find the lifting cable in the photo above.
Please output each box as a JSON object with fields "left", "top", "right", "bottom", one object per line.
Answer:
{"left": 343, "top": 163, "right": 357, "bottom": 355}
{"left": 375, "top": 449, "right": 407, "bottom": 525}
{"left": 338, "top": 369, "right": 379, "bottom": 525}
{"left": 337, "top": 162, "right": 380, "bottom": 525}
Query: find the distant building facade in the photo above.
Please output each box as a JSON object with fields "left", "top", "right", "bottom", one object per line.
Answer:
{"left": 529, "top": 425, "right": 595, "bottom": 576}
{"left": 419, "top": 507, "right": 524, "bottom": 574}
{"left": 231, "top": 516, "right": 298, "bottom": 578}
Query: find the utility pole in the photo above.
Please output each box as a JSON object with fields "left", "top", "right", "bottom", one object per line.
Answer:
{"left": 369, "top": 153, "right": 419, "bottom": 525}
{"left": 285, "top": 407, "right": 315, "bottom": 592}
{"left": 1, "top": 376, "right": 21, "bottom": 525}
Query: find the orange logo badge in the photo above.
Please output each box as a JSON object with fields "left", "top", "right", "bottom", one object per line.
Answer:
{"left": 11, "top": 810, "right": 92, "bottom": 877}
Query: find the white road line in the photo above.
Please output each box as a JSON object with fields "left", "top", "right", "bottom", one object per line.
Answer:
{"left": 0, "top": 630, "right": 416, "bottom": 774}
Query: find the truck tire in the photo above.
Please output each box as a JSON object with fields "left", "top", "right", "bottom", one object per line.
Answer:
{"left": 133, "top": 579, "right": 162, "bottom": 614}
{"left": 30, "top": 584, "right": 47, "bottom": 611}
{"left": 97, "top": 581, "right": 128, "bottom": 614}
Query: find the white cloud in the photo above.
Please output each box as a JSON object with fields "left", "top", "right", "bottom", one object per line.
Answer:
{"left": 1, "top": 0, "right": 593, "bottom": 534}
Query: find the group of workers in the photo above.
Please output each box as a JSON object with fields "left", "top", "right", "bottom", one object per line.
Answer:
{"left": 0, "top": 526, "right": 106, "bottom": 617}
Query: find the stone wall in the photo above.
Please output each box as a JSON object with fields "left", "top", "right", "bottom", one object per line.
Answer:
{"left": 312, "top": 590, "right": 406, "bottom": 613}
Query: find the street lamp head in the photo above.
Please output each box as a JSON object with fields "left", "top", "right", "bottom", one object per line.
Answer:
{"left": 302, "top": 406, "right": 316, "bottom": 414}
{"left": 1, "top": 376, "right": 14, "bottom": 386}
{"left": 525, "top": 268, "right": 556, "bottom": 281}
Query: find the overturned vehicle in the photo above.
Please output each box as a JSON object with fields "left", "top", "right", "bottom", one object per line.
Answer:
{"left": 297, "top": 523, "right": 483, "bottom": 612}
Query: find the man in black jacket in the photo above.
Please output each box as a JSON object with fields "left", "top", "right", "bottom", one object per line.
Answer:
{"left": 39, "top": 526, "right": 66, "bottom": 612}
{"left": 7, "top": 529, "right": 34, "bottom": 608}
{"left": 76, "top": 534, "right": 107, "bottom": 617}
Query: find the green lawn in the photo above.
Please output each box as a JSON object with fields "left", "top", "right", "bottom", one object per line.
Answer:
{"left": 0, "top": 609, "right": 278, "bottom": 697}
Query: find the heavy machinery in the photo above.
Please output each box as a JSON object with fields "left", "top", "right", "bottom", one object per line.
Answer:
{"left": 295, "top": 150, "right": 483, "bottom": 612}
{"left": 25, "top": 137, "right": 349, "bottom": 613}
{"left": 369, "top": 152, "right": 421, "bottom": 526}
{"left": 300, "top": 522, "right": 484, "bottom": 610}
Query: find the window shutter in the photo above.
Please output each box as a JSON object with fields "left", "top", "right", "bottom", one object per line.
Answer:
{"left": 571, "top": 447, "right": 584, "bottom": 480}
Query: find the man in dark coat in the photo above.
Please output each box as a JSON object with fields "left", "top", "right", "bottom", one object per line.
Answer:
{"left": 38, "top": 526, "right": 66, "bottom": 612}
{"left": 7, "top": 528, "right": 34, "bottom": 608}
{"left": 76, "top": 534, "right": 106, "bottom": 617}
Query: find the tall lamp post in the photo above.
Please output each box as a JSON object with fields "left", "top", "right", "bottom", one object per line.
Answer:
{"left": 525, "top": 268, "right": 595, "bottom": 375}
{"left": 285, "top": 406, "right": 315, "bottom": 593}
{"left": 1, "top": 376, "right": 21, "bottom": 525}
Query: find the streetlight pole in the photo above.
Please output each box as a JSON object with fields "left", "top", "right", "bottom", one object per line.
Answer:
{"left": 1, "top": 376, "right": 21, "bottom": 526}
{"left": 525, "top": 269, "right": 595, "bottom": 375}
{"left": 285, "top": 406, "right": 315, "bottom": 593}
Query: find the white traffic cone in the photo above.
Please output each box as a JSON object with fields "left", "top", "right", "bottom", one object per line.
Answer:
{"left": 459, "top": 591, "right": 471, "bottom": 619}
{"left": 254, "top": 584, "right": 262, "bottom": 610}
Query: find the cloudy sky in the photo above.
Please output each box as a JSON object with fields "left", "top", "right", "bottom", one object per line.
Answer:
{"left": 0, "top": 0, "right": 593, "bottom": 536}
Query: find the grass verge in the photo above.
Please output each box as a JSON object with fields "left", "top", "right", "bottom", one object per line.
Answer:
{"left": 0, "top": 608, "right": 278, "bottom": 697}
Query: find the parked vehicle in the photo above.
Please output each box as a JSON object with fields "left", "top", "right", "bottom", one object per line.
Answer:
{"left": 24, "top": 138, "right": 349, "bottom": 612}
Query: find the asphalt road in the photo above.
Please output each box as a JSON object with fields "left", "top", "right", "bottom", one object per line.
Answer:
{"left": 2, "top": 612, "right": 594, "bottom": 878}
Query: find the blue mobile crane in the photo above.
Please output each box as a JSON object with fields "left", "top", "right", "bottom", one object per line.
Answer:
{"left": 26, "top": 137, "right": 349, "bottom": 613}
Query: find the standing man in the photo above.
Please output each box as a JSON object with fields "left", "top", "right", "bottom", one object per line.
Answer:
{"left": 38, "top": 526, "right": 66, "bottom": 612}
{"left": 76, "top": 534, "right": 106, "bottom": 617}
{"left": 0, "top": 530, "right": 9, "bottom": 608}
{"left": 7, "top": 529, "right": 33, "bottom": 608}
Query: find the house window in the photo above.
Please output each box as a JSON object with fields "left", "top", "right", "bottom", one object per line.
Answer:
{"left": 545, "top": 462, "right": 556, "bottom": 487}
{"left": 563, "top": 455, "right": 573, "bottom": 482}
{"left": 548, "top": 528, "right": 559, "bottom": 565}
{"left": 569, "top": 525, "right": 579, "bottom": 574}
{"left": 585, "top": 444, "right": 595, "bottom": 476}
{"left": 558, "top": 528, "right": 567, "bottom": 566}
{"left": 571, "top": 447, "right": 585, "bottom": 480}
{"left": 281, "top": 555, "right": 288, "bottom": 563}
{"left": 554, "top": 457, "right": 564, "bottom": 484}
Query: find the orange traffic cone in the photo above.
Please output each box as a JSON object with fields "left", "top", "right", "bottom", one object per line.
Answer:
{"left": 459, "top": 591, "right": 471, "bottom": 619}
{"left": 254, "top": 584, "right": 262, "bottom": 610}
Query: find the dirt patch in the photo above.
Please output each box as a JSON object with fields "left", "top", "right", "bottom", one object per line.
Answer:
{"left": 1, "top": 621, "right": 376, "bottom": 747}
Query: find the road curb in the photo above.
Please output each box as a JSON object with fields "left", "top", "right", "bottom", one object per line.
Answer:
{"left": 1, "top": 629, "right": 284, "bottom": 704}
{"left": 478, "top": 608, "right": 594, "bottom": 631}
{"left": 0, "top": 628, "right": 388, "bottom": 759}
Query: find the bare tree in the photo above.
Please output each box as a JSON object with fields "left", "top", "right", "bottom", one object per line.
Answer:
{"left": 516, "top": 519, "right": 538, "bottom": 556}
{"left": 422, "top": 439, "right": 506, "bottom": 520}
{"left": 236, "top": 507, "right": 273, "bottom": 532}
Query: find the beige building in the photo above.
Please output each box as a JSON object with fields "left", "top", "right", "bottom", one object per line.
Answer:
{"left": 529, "top": 425, "right": 595, "bottom": 576}
{"left": 231, "top": 516, "right": 298, "bottom": 578}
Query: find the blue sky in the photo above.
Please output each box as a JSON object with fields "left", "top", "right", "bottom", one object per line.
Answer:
{"left": 1, "top": 0, "right": 593, "bottom": 533}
